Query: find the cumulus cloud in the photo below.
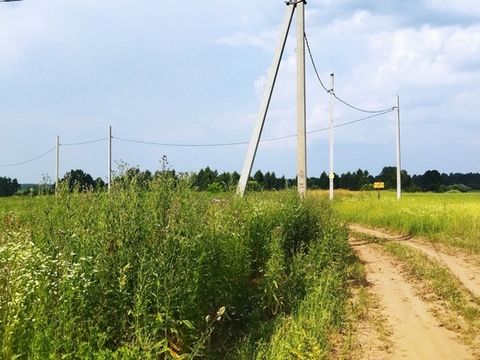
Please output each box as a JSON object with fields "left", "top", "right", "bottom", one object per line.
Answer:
{"left": 425, "top": 0, "right": 480, "bottom": 18}
{"left": 240, "top": 7, "right": 480, "bottom": 173}
{"left": 1, "top": 1, "right": 479, "bottom": 181}
{"left": 213, "top": 31, "right": 277, "bottom": 50}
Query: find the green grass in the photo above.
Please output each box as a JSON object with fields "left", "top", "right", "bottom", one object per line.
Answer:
{"left": 331, "top": 191, "right": 480, "bottom": 253}
{"left": 0, "top": 195, "right": 39, "bottom": 218}
{"left": 0, "top": 180, "right": 356, "bottom": 359}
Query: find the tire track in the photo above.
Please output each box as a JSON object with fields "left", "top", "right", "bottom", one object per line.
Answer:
{"left": 350, "top": 236, "right": 474, "bottom": 359}
{"left": 350, "top": 224, "right": 480, "bottom": 298}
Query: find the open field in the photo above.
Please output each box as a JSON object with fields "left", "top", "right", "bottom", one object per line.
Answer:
{"left": 2, "top": 188, "right": 480, "bottom": 358}
{"left": 0, "top": 182, "right": 359, "bottom": 359}
{"left": 0, "top": 196, "right": 40, "bottom": 218}
{"left": 337, "top": 190, "right": 480, "bottom": 359}
{"left": 330, "top": 190, "right": 480, "bottom": 254}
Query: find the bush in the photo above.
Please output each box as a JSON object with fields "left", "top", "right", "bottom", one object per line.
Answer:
{"left": 0, "top": 182, "right": 351, "bottom": 359}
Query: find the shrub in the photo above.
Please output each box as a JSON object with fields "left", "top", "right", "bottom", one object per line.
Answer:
{"left": 0, "top": 182, "right": 350, "bottom": 359}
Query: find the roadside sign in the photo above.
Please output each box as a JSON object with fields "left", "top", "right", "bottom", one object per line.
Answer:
{"left": 374, "top": 182, "right": 385, "bottom": 189}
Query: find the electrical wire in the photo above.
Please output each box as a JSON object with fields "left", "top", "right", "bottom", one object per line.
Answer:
{"left": 308, "top": 109, "right": 394, "bottom": 134}
{"left": 112, "top": 110, "right": 394, "bottom": 148}
{"left": 0, "top": 109, "right": 394, "bottom": 168}
{"left": 61, "top": 137, "right": 108, "bottom": 146}
{"left": 0, "top": 136, "right": 106, "bottom": 167}
{"left": 0, "top": 147, "right": 56, "bottom": 167}
{"left": 304, "top": 33, "right": 331, "bottom": 93}
{"left": 332, "top": 94, "right": 395, "bottom": 114}
{"left": 304, "top": 33, "right": 395, "bottom": 114}
{"left": 112, "top": 136, "right": 249, "bottom": 148}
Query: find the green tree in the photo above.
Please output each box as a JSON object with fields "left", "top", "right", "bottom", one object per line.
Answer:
{"left": 60, "top": 169, "right": 95, "bottom": 192}
{"left": 253, "top": 170, "right": 264, "bottom": 188}
{"left": 94, "top": 177, "right": 106, "bottom": 191}
{"left": 376, "top": 167, "right": 397, "bottom": 189}
{"left": 0, "top": 177, "right": 20, "bottom": 196}
{"left": 194, "top": 167, "right": 218, "bottom": 191}
{"left": 416, "top": 170, "right": 442, "bottom": 192}
{"left": 319, "top": 172, "right": 329, "bottom": 189}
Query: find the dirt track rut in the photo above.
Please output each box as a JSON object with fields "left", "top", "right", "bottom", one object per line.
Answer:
{"left": 351, "top": 237, "right": 474, "bottom": 359}
{"left": 350, "top": 224, "right": 480, "bottom": 298}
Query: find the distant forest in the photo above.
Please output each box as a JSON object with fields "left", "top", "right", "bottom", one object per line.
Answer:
{"left": 191, "top": 166, "right": 480, "bottom": 193}
{"left": 1, "top": 166, "right": 479, "bottom": 197}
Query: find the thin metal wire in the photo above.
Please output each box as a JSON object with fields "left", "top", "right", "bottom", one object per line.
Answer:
{"left": 304, "top": 32, "right": 395, "bottom": 114}
{"left": 309, "top": 109, "right": 394, "bottom": 133}
{"left": 112, "top": 110, "right": 394, "bottom": 148}
{"left": 0, "top": 109, "right": 394, "bottom": 167}
{"left": 0, "top": 104, "right": 394, "bottom": 169}
{"left": 61, "top": 137, "right": 108, "bottom": 146}
{"left": 0, "top": 147, "right": 56, "bottom": 167}
{"left": 0, "top": 136, "right": 106, "bottom": 167}
{"left": 304, "top": 33, "right": 331, "bottom": 93}
{"left": 112, "top": 136, "right": 249, "bottom": 148}
{"left": 332, "top": 93, "right": 395, "bottom": 114}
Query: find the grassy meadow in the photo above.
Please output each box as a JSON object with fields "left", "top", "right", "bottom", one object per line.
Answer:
{"left": 330, "top": 190, "right": 480, "bottom": 253}
{"left": 0, "top": 179, "right": 359, "bottom": 359}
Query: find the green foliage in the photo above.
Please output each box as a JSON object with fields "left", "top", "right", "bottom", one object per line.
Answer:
{"left": 0, "top": 186, "right": 352, "bottom": 359}
{"left": 206, "top": 182, "right": 223, "bottom": 193}
{"left": 0, "top": 176, "right": 20, "bottom": 197}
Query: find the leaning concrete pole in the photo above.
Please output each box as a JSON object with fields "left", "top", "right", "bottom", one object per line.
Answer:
{"left": 396, "top": 95, "right": 402, "bottom": 200}
{"left": 296, "top": 0, "right": 307, "bottom": 197}
{"left": 237, "top": 3, "right": 296, "bottom": 196}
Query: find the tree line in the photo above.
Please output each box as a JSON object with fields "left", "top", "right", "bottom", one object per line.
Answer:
{"left": 1, "top": 165, "right": 479, "bottom": 196}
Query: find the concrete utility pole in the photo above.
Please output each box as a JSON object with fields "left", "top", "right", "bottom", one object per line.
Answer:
{"left": 237, "top": 2, "right": 296, "bottom": 196}
{"left": 108, "top": 126, "right": 112, "bottom": 191}
{"left": 296, "top": 0, "right": 307, "bottom": 197}
{"left": 55, "top": 135, "right": 60, "bottom": 194}
{"left": 329, "top": 73, "right": 335, "bottom": 200}
{"left": 396, "top": 95, "right": 402, "bottom": 200}
{"left": 237, "top": 0, "right": 308, "bottom": 197}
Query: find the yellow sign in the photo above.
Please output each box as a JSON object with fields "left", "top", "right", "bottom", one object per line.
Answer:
{"left": 329, "top": 173, "right": 335, "bottom": 180}
{"left": 374, "top": 182, "right": 385, "bottom": 189}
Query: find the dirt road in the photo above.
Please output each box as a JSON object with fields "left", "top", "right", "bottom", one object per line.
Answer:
{"left": 350, "top": 224, "right": 480, "bottom": 298}
{"left": 350, "top": 236, "right": 474, "bottom": 359}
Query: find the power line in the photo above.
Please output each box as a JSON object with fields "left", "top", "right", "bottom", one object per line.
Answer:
{"left": 112, "top": 136, "right": 249, "bottom": 148}
{"left": 304, "top": 33, "right": 330, "bottom": 93}
{"left": 113, "top": 110, "right": 394, "bottom": 148}
{"left": 332, "top": 93, "right": 394, "bottom": 114}
{"left": 0, "top": 109, "right": 394, "bottom": 167}
{"left": 0, "top": 136, "right": 107, "bottom": 168}
{"left": 304, "top": 33, "right": 395, "bottom": 114}
{"left": 0, "top": 147, "right": 56, "bottom": 167}
{"left": 309, "top": 109, "right": 394, "bottom": 134}
{"left": 61, "top": 137, "right": 108, "bottom": 146}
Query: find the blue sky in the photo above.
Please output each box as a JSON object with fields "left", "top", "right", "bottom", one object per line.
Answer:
{"left": 0, "top": 0, "right": 479, "bottom": 183}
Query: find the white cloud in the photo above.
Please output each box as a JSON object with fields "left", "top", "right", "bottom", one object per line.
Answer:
{"left": 214, "top": 31, "right": 276, "bottom": 50}
{"left": 425, "top": 0, "right": 480, "bottom": 17}
{"left": 364, "top": 24, "right": 480, "bottom": 90}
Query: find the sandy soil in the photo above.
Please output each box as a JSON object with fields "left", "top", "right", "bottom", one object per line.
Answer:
{"left": 350, "top": 224, "right": 480, "bottom": 298}
{"left": 350, "top": 237, "right": 474, "bottom": 359}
